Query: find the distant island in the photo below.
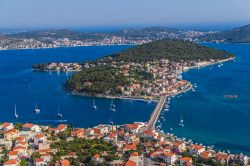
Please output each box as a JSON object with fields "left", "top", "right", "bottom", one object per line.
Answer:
{"left": 1, "top": 24, "right": 250, "bottom": 50}
{"left": 199, "top": 24, "right": 250, "bottom": 43}
{"left": 54, "top": 40, "right": 234, "bottom": 100}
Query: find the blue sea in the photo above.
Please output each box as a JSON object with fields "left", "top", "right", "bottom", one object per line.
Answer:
{"left": 0, "top": 43, "right": 250, "bottom": 155}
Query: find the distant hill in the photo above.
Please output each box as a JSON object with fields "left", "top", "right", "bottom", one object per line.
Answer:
{"left": 101, "top": 40, "right": 233, "bottom": 63}
{"left": 200, "top": 24, "right": 250, "bottom": 43}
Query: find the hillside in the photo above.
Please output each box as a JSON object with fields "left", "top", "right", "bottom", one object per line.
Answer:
{"left": 200, "top": 24, "right": 250, "bottom": 43}
{"left": 101, "top": 40, "right": 233, "bottom": 63}
{"left": 65, "top": 40, "right": 234, "bottom": 96}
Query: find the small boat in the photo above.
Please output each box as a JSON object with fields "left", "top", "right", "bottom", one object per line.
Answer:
{"left": 57, "top": 105, "right": 63, "bottom": 117}
{"left": 109, "top": 99, "right": 116, "bottom": 112}
{"left": 14, "top": 104, "right": 19, "bottom": 118}
{"left": 34, "top": 102, "right": 40, "bottom": 114}
{"left": 179, "top": 113, "right": 184, "bottom": 127}
{"left": 92, "top": 98, "right": 97, "bottom": 110}
{"left": 109, "top": 116, "right": 114, "bottom": 124}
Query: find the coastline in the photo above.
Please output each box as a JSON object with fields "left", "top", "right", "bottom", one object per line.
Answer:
{"left": 64, "top": 56, "right": 234, "bottom": 102}
{"left": 0, "top": 43, "right": 134, "bottom": 51}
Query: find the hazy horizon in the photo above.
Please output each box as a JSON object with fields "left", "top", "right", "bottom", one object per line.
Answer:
{"left": 0, "top": 0, "right": 250, "bottom": 31}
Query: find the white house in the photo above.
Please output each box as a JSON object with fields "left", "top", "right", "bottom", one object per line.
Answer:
{"left": 34, "top": 133, "right": 47, "bottom": 146}
{"left": 159, "top": 152, "right": 177, "bottom": 165}
{"left": 22, "top": 123, "right": 41, "bottom": 132}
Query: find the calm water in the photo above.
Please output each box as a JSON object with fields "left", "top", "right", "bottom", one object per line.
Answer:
{"left": 0, "top": 46, "right": 154, "bottom": 127}
{"left": 1, "top": 43, "right": 250, "bottom": 155}
{"left": 158, "top": 43, "right": 250, "bottom": 155}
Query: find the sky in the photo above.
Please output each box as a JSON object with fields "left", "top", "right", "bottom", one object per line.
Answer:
{"left": 0, "top": 0, "right": 250, "bottom": 31}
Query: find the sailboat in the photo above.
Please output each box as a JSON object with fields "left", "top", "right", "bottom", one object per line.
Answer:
{"left": 179, "top": 113, "right": 184, "bottom": 127}
{"left": 109, "top": 99, "right": 116, "bottom": 112}
{"left": 109, "top": 116, "right": 114, "bottom": 124}
{"left": 14, "top": 105, "right": 19, "bottom": 118}
{"left": 92, "top": 98, "right": 97, "bottom": 110}
{"left": 34, "top": 102, "right": 40, "bottom": 114}
{"left": 57, "top": 105, "right": 63, "bottom": 117}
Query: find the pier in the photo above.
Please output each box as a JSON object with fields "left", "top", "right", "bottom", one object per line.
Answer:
{"left": 146, "top": 96, "right": 167, "bottom": 130}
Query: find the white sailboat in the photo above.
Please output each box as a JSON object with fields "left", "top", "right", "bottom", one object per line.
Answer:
{"left": 57, "top": 105, "right": 63, "bottom": 117}
{"left": 93, "top": 98, "right": 97, "bottom": 110}
{"left": 14, "top": 105, "right": 19, "bottom": 118}
{"left": 34, "top": 102, "right": 40, "bottom": 114}
{"left": 109, "top": 99, "right": 116, "bottom": 112}
{"left": 179, "top": 113, "right": 184, "bottom": 127}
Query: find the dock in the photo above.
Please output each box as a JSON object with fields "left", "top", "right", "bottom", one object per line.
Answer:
{"left": 146, "top": 96, "right": 167, "bottom": 130}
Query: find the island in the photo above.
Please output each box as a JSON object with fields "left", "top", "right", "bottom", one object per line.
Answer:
{"left": 62, "top": 40, "right": 234, "bottom": 100}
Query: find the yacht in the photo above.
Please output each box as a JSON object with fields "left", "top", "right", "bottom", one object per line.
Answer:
{"left": 109, "top": 99, "right": 116, "bottom": 112}
{"left": 34, "top": 102, "right": 40, "bottom": 114}
{"left": 179, "top": 113, "right": 184, "bottom": 127}
{"left": 92, "top": 98, "right": 97, "bottom": 110}
{"left": 14, "top": 104, "right": 19, "bottom": 118}
{"left": 57, "top": 105, "right": 63, "bottom": 117}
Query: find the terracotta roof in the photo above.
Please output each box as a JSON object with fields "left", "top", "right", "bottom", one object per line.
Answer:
{"left": 4, "top": 129, "right": 18, "bottom": 134}
{"left": 93, "top": 128, "right": 101, "bottom": 134}
{"left": 35, "top": 158, "right": 44, "bottom": 163}
{"left": 173, "top": 141, "right": 184, "bottom": 147}
{"left": 60, "top": 159, "right": 70, "bottom": 166}
{"left": 13, "top": 146, "right": 26, "bottom": 151}
{"left": 3, "top": 159, "right": 17, "bottom": 165}
{"left": 216, "top": 153, "right": 229, "bottom": 161}
{"left": 23, "top": 123, "right": 34, "bottom": 128}
{"left": 35, "top": 133, "right": 45, "bottom": 139}
{"left": 8, "top": 151, "right": 18, "bottom": 156}
{"left": 123, "top": 143, "right": 137, "bottom": 150}
{"left": 200, "top": 151, "right": 211, "bottom": 159}
{"left": 57, "top": 124, "right": 67, "bottom": 131}
{"left": 181, "top": 157, "right": 192, "bottom": 163}
{"left": 190, "top": 144, "right": 204, "bottom": 150}
{"left": 94, "top": 154, "right": 100, "bottom": 159}
{"left": 71, "top": 128, "right": 84, "bottom": 136}
{"left": 17, "top": 141, "right": 26, "bottom": 145}
{"left": 130, "top": 152, "right": 139, "bottom": 157}
{"left": 125, "top": 160, "right": 136, "bottom": 166}
{"left": 163, "top": 152, "right": 176, "bottom": 157}
{"left": 2, "top": 122, "right": 12, "bottom": 128}
{"left": 125, "top": 124, "right": 139, "bottom": 130}
{"left": 15, "top": 136, "right": 25, "bottom": 142}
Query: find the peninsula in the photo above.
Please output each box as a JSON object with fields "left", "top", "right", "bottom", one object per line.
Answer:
{"left": 62, "top": 40, "right": 234, "bottom": 100}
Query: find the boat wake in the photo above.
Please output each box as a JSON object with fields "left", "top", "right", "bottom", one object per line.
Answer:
{"left": 31, "top": 120, "right": 68, "bottom": 123}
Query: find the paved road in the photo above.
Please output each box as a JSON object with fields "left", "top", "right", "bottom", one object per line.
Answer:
{"left": 146, "top": 96, "right": 167, "bottom": 130}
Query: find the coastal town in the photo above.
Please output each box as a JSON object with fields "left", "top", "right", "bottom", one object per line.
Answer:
{"left": 32, "top": 63, "right": 82, "bottom": 72}
{"left": 0, "top": 29, "right": 215, "bottom": 50}
{"left": 33, "top": 57, "right": 232, "bottom": 100}
{"left": 0, "top": 122, "right": 248, "bottom": 165}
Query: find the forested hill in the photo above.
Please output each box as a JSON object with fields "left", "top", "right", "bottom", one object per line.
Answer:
{"left": 100, "top": 40, "right": 234, "bottom": 63}
{"left": 200, "top": 24, "right": 250, "bottom": 43}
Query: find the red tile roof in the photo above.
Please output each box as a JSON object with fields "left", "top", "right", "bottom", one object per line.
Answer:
{"left": 23, "top": 123, "right": 34, "bottom": 128}
{"left": 3, "top": 159, "right": 17, "bottom": 165}
{"left": 35, "top": 158, "right": 44, "bottom": 163}
{"left": 125, "top": 160, "right": 136, "bottom": 166}
{"left": 181, "top": 157, "right": 192, "bottom": 163}
{"left": 8, "top": 151, "right": 18, "bottom": 156}
{"left": 123, "top": 143, "right": 137, "bottom": 151}
{"left": 125, "top": 124, "right": 139, "bottom": 130}
{"left": 35, "top": 133, "right": 45, "bottom": 139}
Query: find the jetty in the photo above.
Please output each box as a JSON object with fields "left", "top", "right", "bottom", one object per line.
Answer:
{"left": 146, "top": 96, "right": 167, "bottom": 130}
